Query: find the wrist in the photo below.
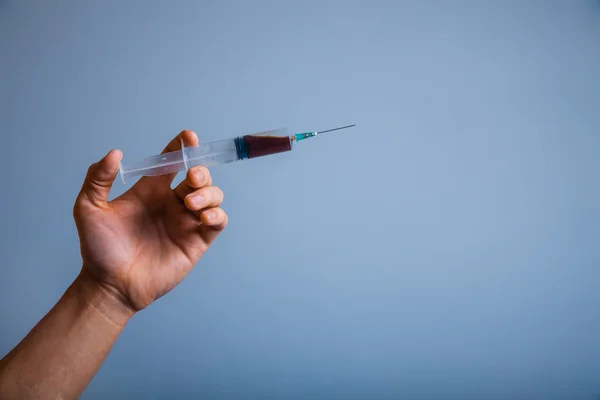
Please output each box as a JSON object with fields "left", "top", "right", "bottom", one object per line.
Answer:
{"left": 72, "top": 270, "right": 136, "bottom": 327}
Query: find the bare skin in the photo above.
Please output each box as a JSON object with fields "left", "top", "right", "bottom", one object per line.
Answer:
{"left": 0, "top": 130, "right": 227, "bottom": 399}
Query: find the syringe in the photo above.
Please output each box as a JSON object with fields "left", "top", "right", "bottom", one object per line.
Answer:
{"left": 119, "top": 124, "right": 356, "bottom": 183}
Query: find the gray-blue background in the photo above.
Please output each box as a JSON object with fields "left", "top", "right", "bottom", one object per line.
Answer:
{"left": 1, "top": 1, "right": 599, "bottom": 399}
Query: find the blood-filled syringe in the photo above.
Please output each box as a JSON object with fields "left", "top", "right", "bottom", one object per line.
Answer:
{"left": 118, "top": 125, "right": 355, "bottom": 184}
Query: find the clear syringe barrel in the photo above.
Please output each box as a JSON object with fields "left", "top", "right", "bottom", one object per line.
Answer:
{"left": 119, "top": 129, "right": 293, "bottom": 183}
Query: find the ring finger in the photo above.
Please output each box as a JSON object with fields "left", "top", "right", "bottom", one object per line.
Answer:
{"left": 184, "top": 186, "right": 224, "bottom": 212}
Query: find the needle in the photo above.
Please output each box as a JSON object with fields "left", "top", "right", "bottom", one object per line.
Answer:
{"left": 316, "top": 124, "right": 356, "bottom": 135}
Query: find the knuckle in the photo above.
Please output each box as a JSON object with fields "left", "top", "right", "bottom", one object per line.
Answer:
{"left": 210, "top": 187, "right": 223, "bottom": 204}
{"left": 186, "top": 167, "right": 206, "bottom": 188}
{"left": 188, "top": 166, "right": 201, "bottom": 175}
{"left": 184, "top": 194, "right": 197, "bottom": 210}
{"left": 86, "top": 162, "right": 97, "bottom": 177}
{"left": 196, "top": 166, "right": 209, "bottom": 180}
{"left": 180, "top": 129, "right": 195, "bottom": 141}
{"left": 221, "top": 211, "right": 229, "bottom": 227}
{"left": 182, "top": 129, "right": 198, "bottom": 144}
{"left": 216, "top": 210, "right": 228, "bottom": 230}
{"left": 213, "top": 186, "right": 224, "bottom": 202}
{"left": 72, "top": 199, "right": 82, "bottom": 216}
{"left": 187, "top": 167, "right": 202, "bottom": 185}
{"left": 198, "top": 186, "right": 213, "bottom": 203}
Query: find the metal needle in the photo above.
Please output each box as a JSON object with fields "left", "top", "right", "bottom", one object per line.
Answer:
{"left": 316, "top": 124, "right": 356, "bottom": 135}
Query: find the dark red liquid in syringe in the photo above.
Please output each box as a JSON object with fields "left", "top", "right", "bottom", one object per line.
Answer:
{"left": 244, "top": 135, "right": 292, "bottom": 159}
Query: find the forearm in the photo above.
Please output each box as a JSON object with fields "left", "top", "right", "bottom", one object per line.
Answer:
{"left": 0, "top": 271, "right": 134, "bottom": 400}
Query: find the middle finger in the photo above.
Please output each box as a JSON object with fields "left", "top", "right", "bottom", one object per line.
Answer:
{"left": 173, "top": 166, "right": 213, "bottom": 201}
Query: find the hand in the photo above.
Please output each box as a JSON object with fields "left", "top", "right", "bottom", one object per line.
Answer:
{"left": 73, "top": 130, "right": 227, "bottom": 316}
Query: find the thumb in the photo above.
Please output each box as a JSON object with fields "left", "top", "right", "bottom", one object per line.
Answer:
{"left": 79, "top": 150, "right": 122, "bottom": 207}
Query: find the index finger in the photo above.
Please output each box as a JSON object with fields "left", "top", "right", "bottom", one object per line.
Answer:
{"left": 161, "top": 129, "right": 199, "bottom": 155}
{"left": 135, "top": 129, "right": 199, "bottom": 191}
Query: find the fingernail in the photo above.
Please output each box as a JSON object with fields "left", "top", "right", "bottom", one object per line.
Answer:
{"left": 195, "top": 170, "right": 204, "bottom": 182}
{"left": 206, "top": 211, "right": 216, "bottom": 220}
{"left": 189, "top": 195, "right": 202, "bottom": 207}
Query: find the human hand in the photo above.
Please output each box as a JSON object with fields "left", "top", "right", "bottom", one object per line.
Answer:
{"left": 73, "top": 130, "right": 227, "bottom": 318}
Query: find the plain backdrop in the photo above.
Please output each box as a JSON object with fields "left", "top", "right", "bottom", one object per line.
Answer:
{"left": 1, "top": 1, "right": 599, "bottom": 399}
